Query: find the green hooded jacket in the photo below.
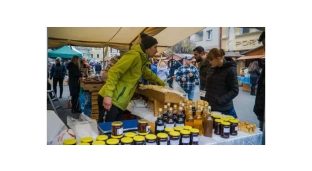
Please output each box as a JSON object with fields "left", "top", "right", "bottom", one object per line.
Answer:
{"left": 98, "top": 44, "right": 166, "bottom": 111}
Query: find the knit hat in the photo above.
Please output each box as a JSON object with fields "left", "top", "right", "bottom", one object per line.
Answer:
{"left": 140, "top": 33, "right": 158, "bottom": 50}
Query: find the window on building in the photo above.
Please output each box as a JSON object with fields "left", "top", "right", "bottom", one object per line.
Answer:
{"left": 195, "top": 31, "right": 203, "bottom": 42}
{"left": 91, "top": 54, "right": 93, "bottom": 58}
{"left": 240, "top": 28, "right": 250, "bottom": 34}
{"left": 207, "top": 30, "right": 212, "bottom": 40}
{"left": 97, "top": 54, "right": 99, "bottom": 58}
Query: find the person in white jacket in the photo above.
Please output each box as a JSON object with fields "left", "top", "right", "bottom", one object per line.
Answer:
{"left": 157, "top": 61, "right": 170, "bottom": 82}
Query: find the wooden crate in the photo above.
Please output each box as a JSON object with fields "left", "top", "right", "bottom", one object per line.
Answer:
{"left": 80, "top": 82, "right": 104, "bottom": 92}
{"left": 90, "top": 114, "right": 99, "bottom": 119}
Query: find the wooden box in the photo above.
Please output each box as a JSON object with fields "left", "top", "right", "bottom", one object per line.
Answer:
{"left": 90, "top": 114, "right": 99, "bottom": 119}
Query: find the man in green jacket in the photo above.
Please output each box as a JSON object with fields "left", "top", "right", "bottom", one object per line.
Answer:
{"left": 98, "top": 33, "right": 166, "bottom": 122}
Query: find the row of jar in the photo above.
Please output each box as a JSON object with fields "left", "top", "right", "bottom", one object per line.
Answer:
{"left": 63, "top": 126, "right": 200, "bottom": 145}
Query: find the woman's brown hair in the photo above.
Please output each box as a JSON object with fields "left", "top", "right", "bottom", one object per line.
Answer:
{"left": 71, "top": 56, "right": 81, "bottom": 69}
{"left": 206, "top": 48, "right": 226, "bottom": 61}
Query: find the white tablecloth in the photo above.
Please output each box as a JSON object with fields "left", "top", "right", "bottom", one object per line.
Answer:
{"left": 131, "top": 108, "right": 263, "bottom": 145}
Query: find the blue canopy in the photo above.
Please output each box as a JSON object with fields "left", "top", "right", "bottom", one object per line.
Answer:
{"left": 48, "top": 46, "right": 83, "bottom": 59}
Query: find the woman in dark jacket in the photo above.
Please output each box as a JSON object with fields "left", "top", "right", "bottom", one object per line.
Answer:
{"left": 67, "top": 56, "right": 82, "bottom": 113}
{"left": 50, "top": 57, "right": 66, "bottom": 98}
{"left": 204, "top": 48, "right": 239, "bottom": 118}
{"left": 249, "top": 61, "right": 261, "bottom": 95}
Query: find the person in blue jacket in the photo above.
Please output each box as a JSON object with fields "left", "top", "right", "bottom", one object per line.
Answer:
{"left": 50, "top": 57, "right": 67, "bottom": 98}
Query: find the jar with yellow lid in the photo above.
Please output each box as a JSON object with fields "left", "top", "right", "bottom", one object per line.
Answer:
{"left": 165, "top": 127, "right": 174, "bottom": 145}
{"left": 81, "top": 136, "right": 93, "bottom": 144}
{"left": 96, "top": 135, "right": 108, "bottom": 141}
{"left": 222, "top": 118, "right": 231, "bottom": 122}
{"left": 214, "top": 119, "right": 223, "bottom": 135}
{"left": 145, "top": 134, "right": 157, "bottom": 145}
{"left": 174, "top": 126, "right": 183, "bottom": 132}
{"left": 183, "top": 125, "right": 192, "bottom": 131}
{"left": 92, "top": 141, "right": 105, "bottom": 145}
{"left": 124, "top": 132, "right": 136, "bottom": 138}
{"left": 138, "top": 119, "right": 149, "bottom": 134}
{"left": 112, "top": 121, "right": 123, "bottom": 136}
{"left": 157, "top": 133, "right": 168, "bottom": 145}
{"left": 229, "top": 119, "right": 239, "bottom": 136}
{"left": 138, "top": 132, "right": 149, "bottom": 136}
{"left": 220, "top": 122, "right": 231, "bottom": 138}
{"left": 106, "top": 138, "right": 119, "bottom": 145}
{"left": 190, "top": 128, "right": 199, "bottom": 145}
{"left": 212, "top": 114, "right": 221, "bottom": 128}
{"left": 169, "top": 131, "right": 180, "bottom": 145}
{"left": 77, "top": 143, "right": 90, "bottom": 145}
{"left": 225, "top": 116, "right": 235, "bottom": 120}
{"left": 180, "top": 130, "right": 190, "bottom": 145}
{"left": 111, "top": 135, "right": 123, "bottom": 145}
{"left": 133, "top": 136, "right": 145, "bottom": 145}
{"left": 121, "top": 137, "right": 133, "bottom": 145}
{"left": 63, "top": 138, "right": 77, "bottom": 145}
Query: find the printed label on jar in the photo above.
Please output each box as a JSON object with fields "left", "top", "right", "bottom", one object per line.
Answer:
{"left": 157, "top": 125, "right": 164, "bottom": 131}
{"left": 235, "top": 126, "right": 238, "bottom": 131}
{"left": 166, "top": 124, "right": 174, "bottom": 128}
{"left": 182, "top": 137, "right": 190, "bottom": 143}
{"left": 117, "top": 128, "right": 123, "bottom": 135}
{"left": 146, "top": 142, "right": 156, "bottom": 145}
{"left": 160, "top": 141, "right": 167, "bottom": 145}
{"left": 170, "top": 139, "right": 179, "bottom": 145}
{"left": 176, "top": 123, "right": 184, "bottom": 127}
{"left": 224, "top": 127, "right": 230, "bottom": 133}
{"left": 192, "top": 136, "right": 199, "bottom": 142}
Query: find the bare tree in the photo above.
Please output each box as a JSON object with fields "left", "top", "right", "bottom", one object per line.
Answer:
{"left": 165, "top": 38, "right": 196, "bottom": 55}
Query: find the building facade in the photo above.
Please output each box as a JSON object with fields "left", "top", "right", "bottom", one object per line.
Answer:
{"left": 190, "top": 27, "right": 220, "bottom": 51}
{"left": 221, "top": 27, "right": 262, "bottom": 54}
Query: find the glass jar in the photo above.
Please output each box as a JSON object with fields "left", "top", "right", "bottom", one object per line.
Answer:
{"left": 133, "top": 136, "right": 145, "bottom": 145}
{"left": 145, "top": 134, "right": 157, "bottom": 145}
{"left": 81, "top": 136, "right": 93, "bottom": 144}
{"left": 229, "top": 119, "right": 239, "bottom": 136}
{"left": 174, "top": 126, "right": 183, "bottom": 133}
{"left": 190, "top": 128, "right": 199, "bottom": 145}
{"left": 183, "top": 125, "right": 192, "bottom": 131}
{"left": 180, "top": 130, "right": 190, "bottom": 145}
{"left": 121, "top": 137, "right": 133, "bottom": 145}
{"left": 165, "top": 127, "right": 174, "bottom": 145}
{"left": 77, "top": 143, "right": 90, "bottom": 145}
{"left": 225, "top": 116, "right": 235, "bottom": 120}
{"left": 157, "top": 133, "right": 168, "bottom": 145}
{"left": 214, "top": 119, "right": 222, "bottom": 135}
{"left": 138, "top": 119, "right": 149, "bottom": 134}
{"left": 124, "top": 132, "right": 136, "bottom": 138}
{"left": 222, "top": 118, "right": 230, "bottom": 122}
{"left": 63, "top": 138, "right": 76, "bottom": 145}
{"left": 92, "top": 141, "right": 105, "bottom": 145}
{"left": 220, "top": 122, "right": 231, "bottom": 138}
{"left": 106, "top": 138, "right": 119, "bottom": 145}
{"left": 211, "top": 114, "right": 221, "bottom": 128}
{"left": 96, "top": 135, "right": 108, "bottom": 142}
{"left": 112, "top": 121, "right": 123, "bottom": 136}
{"left": 111, "top": 135, "right": 123, "bottom": 145}
{"left": 169, "top": 131, "right": 180, "bottom": 145}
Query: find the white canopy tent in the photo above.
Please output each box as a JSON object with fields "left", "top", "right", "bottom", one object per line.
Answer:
{"left": 47, "top": 27, "right": 206, "bottom": 55}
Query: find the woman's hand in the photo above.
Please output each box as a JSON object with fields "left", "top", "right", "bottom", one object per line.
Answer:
{"left": 103, "top": 96, "right": 112, "bottom": 111}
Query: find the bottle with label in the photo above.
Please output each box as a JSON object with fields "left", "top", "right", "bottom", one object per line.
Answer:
{"left": 185, "top": 106, "right": 194, "bottom": 127}
{"left": 202, "top": 104, "right": 209, "bottom": 130}
{"left": 155, "top": 108, "right": 165, "bottom": 134}
{"left": 163, "top": 105, "right": 168, "bottom": 124}
{"left": 165, "top": 107, "right": 175, "bottom": 128}
{"left": 176, "top": 106, "right": 185, "bottom": 127}
{"left": 167, "top": 103, "right": 171, "bottom": 108}
{"left": 193, "top": 106, "right": 203, "bottom": 135}
{"left": 203, "top": 114, "right": 213, "bottom": 137}
{"left": 192, "top": 101, "right": 196, "bottom": 116}
{"left": 172, "top": 104, "right": 178, "bottom": 125}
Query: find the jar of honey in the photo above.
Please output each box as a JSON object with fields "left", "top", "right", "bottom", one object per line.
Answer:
{"left": 157, "top": 133, "right": 168, "bottom": 145}
{"left": 169, "top": 131, "right": 180, "bottom": 145}
{"left": 106, "top": 138, "right": 119, "bottom": 145}
{"left": 180, "top": 130, "right": 190, "bottom": 145}
{"left": 145, "top": 134, "right": 157, "bottom": 145}
{"left": 220, "top": 122, "right": 231, "bottom": 138}
{"left": 121, "top": 137, "right": 133, "bottom": 145}
{"left": 133, "top": 136, "right": 145, "bottom": 145}
{"left": 174, "top": 126, "right": 183, "bottom": 133}
{"left": 112, "top": 121, "right": 123, "bottom": 136}
{"left": 77, "top": 143, "right": 90, "bottom": 145}
{"left": 183, "top": 125, "right": 192, "bottom": 131}
{"left": 124, "top": 132, "right": 136, "bottom": 138}
{"left": 190, "top": 128, "right": 199, "bottom": 145}
{"left": 92, "top": 141, "right": 105, "bottom": 145}
{"left": 96, "top": 135, "right": 108, "bottom": 142}
{"left": 214, "top": 119, "right": 222, "bottom": 135}
{"left": 165, "top": 127, "right": 174, "bottom": 145}
{"left": 81, "top": 136, "right": 93, "bottom": 144}
{"left": 138, "top": 119, "right": 149, "bottom": 134}
{"left": 229, "top": 119, "right": 239, "bottom": 136}
{"left": 63, "top": 138, "right": 76, "bottom": 145}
